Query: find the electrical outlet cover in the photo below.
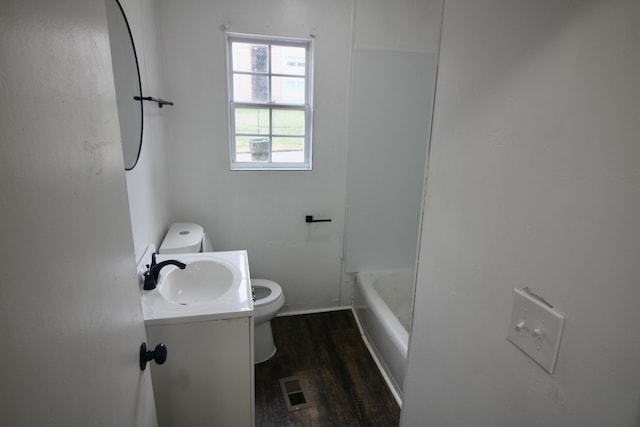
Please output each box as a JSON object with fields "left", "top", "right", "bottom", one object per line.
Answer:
{"left": 507, "top": 288, "right": 565, "bottom": 374}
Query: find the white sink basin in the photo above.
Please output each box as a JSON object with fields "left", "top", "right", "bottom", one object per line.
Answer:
{"left": 140, "top": 251, "right": 253, "bottom": 325}
{"left": 159, "top": 259, "right": 238, "bottom": 306}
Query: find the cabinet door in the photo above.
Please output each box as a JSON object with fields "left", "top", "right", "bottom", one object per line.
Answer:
{"left": 147, "top": 317, "right": 253, "bottom": 427}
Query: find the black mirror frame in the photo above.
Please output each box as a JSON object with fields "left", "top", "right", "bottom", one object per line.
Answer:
{"left": 113, "top": 0, "right": 144, "bottom": 171}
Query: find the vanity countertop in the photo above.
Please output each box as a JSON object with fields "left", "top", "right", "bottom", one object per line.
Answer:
{"left": 140, "top": 250, "right": 253, "bottom": 326}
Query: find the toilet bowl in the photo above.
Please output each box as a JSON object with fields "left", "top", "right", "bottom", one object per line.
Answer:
{"left": 158, "top": 222, "right": 285, "bottom": 364}
{"left": 251, "top": 279, "right": 285, "bottom": 363}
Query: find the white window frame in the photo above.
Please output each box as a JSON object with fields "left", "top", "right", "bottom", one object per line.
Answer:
{"left": 226, "top": 33, "right": 314, "bottom": 170}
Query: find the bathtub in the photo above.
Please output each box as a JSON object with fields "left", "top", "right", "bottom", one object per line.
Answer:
{"left": 353, "top": 269, "right": 414, "bottom": 403}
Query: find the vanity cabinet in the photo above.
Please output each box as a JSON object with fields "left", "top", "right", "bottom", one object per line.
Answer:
{"left": 145, "top": 316, "right": 254, "bottom": 427}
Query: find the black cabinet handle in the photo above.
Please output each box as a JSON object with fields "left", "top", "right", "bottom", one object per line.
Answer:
{"left": 139, "top": 343, "right": 168, "bottom": 370}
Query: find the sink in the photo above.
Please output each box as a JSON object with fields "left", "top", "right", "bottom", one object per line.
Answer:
{"left": 158, "top": 259, "right": 239, "bottom": 306}
{"left": 139, "top": 250, "right": 253, "bottom": 325}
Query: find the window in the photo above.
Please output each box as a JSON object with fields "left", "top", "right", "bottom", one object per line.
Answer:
{"left": 227, "top": 33, "right": 314, "bottom": 170}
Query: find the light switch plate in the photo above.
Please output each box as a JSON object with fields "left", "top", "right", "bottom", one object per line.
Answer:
{"left": 507, "top": 288, "right": 565, "bottom": 374}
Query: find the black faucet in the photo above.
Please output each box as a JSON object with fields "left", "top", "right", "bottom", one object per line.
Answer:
{"left": 143, "top": 254, "right": 187, "bottom": 290}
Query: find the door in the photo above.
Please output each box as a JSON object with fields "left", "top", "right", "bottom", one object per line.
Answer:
{"left": 0, "top": 1, "right": 156, "bottom": 425}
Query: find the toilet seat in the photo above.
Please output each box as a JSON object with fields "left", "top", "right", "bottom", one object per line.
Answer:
{"left": 251, "top": 279, "right": 283, "bottom": 307}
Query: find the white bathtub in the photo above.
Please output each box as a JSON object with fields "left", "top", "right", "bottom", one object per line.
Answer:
{"left": 353, "top": 269, "right": 414, "bottom": 403}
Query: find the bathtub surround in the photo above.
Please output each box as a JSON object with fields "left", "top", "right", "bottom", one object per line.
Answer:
{"left": 402, "top": 0, "right": 640, "bottom": 425}
{"left": 344, "top": 50, "right": 435, "bottom": 273}
{"left": 345, "top": 0, "right": 443, "bottom": 274}
{"left": 344, "top": 0, "right": 442, "bottom": 273}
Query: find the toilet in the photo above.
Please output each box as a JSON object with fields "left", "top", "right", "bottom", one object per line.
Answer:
{"left": 158, "top": 222, "right": 285, "bottom": 364}
{"left": 250, "top": 279, "right": 285, "bottom": 363}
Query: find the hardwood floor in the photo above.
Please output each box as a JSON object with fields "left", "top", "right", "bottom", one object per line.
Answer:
{"left": 255, "top": 310, "right": 400, "bottom": 426}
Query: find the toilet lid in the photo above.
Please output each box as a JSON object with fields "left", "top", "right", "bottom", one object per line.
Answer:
{"left": 251, "top": 279, "right": 283, "bottom": 307}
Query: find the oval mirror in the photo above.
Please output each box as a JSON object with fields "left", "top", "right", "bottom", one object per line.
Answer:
{"left": 105, "top": 0, "right": 143, "bottom": 170}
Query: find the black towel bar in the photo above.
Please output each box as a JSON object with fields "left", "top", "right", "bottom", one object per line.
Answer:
{"left": 133, "top": 95, "right": 174, "bottom": 108}
{"left": 305, "top": 215, "right": 331, "bottom": 223}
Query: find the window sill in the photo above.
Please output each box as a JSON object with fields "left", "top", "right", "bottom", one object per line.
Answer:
{"left": 230, "top": 163, "right": 312, "bottom": 171}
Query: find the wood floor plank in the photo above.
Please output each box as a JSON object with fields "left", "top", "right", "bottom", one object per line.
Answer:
{"left": 255, "top": 310, "right": 400, "bottom": 427}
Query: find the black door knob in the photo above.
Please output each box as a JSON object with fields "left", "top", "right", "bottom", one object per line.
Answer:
{"left": 139, "top": 342, "right": 168, "bottom": 371}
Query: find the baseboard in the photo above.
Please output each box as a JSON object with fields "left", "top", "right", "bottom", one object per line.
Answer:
{"left": 277, "top": 305, "right": 352, "bottom": 317}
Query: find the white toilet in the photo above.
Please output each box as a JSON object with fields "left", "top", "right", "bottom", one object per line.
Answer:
{"left": 250, "top": 279, "right": 285, "bottom": 363}
{"left": 158, "top": 222, "right": 285, "bottom": 364}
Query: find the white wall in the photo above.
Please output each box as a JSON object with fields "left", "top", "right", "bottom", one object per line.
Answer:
{"left": 352, "top": 0, "right": 442, "bottom": 53}
{"left": 402, "top": 0, "right": 640, "bottom": 425}
{"left": 120, "top": 0, "right": 171, "bottom": 262}
{"left": 155, "top": 0, "right": 353, "bottom": 312}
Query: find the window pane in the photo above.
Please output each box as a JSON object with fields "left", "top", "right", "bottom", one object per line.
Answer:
{"left": 272, "top": 137, "right": 304, "bottom": 163}
{"left": 228, "top": 34, "right": 312, "bottom": 169}
{"left": 233, "top": 74, "right": 269, "bottom": 103}
{"left": 271, "top": 76, "right": 305, "bottom": 104}
{"left": 235, "top": 135, "right": 251, "bottom": 155}
{"left": 235, "top": 135, "right": 270, "bottom": 162}
{"left": 232, "top": 42, "right": 269, "bottom": 73}
{"left": 271, "top": 45, "right": 306, "bottom": 76}
{"left": 272, "top": 110, "right": 305, "bottom": 136}
{"left": 235, "top": 108, "right": 270, "bottom": 134}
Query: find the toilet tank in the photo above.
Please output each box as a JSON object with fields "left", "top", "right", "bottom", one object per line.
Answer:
{"left": 159, "top": 223, "right": 204, "bottom": 254}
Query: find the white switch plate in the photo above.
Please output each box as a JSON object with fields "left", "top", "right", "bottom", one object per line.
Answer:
{"left": 507, "top": 288, "right": 565, "bottom": 374}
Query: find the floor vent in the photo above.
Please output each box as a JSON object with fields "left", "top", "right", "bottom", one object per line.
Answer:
{"left": 279, "top": 376, "right": 312, "bottom": 412}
